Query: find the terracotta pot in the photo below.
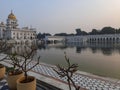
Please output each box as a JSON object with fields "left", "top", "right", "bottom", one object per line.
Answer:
{"left": 17, "top": 76, "right": 36, "bottom": 90}
{"left": 0, "top": 65, "right": 5, "bottom": 79}
{"left": 7, "top": 71, "right": 24, "bottom": 90}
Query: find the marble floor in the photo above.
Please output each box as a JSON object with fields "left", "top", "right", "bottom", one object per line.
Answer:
{"left": 1, "top": 60, "right": 120, "bottom": 90}
{"left": 0, "top": 78, "right": 47, "bottom": 90}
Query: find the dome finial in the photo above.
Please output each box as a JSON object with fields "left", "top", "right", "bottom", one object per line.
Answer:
{"left": 11, "top": 10, "right": 14, "bottom": 14}
{"left": 8, "top": 10, "right": 16, "bottom": 20}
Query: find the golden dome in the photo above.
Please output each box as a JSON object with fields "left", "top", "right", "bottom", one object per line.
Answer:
{"left": 8, "top": 11, "right": 16, "bottom": 20}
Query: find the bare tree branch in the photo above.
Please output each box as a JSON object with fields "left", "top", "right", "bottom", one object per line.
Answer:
{"left": 8, "top": 45, "right": 40, "bottom": 82}
{"left": 53, "top": 52, "right": 80, "bottom": 90}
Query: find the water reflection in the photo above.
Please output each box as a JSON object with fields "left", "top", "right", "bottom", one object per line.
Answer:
{"left": 38, "top": 43, "right": 68, "bottom": 50}
{"left": 37, "top": 42, "right": 120, "bottom": 56}
{"left": 5, "top": 42, "right": 120, "bottom": 79}
{"left": 6, "top": 45, "right": 30, "bottom": 54}
{"left": 75, "top": 42, "right": 120, "bottom": 55}
{"left": 37, "top": 42, "right": 120, "bottom": 79}
{"left": 6, "top": 42, "right": 120, "bottom": 56}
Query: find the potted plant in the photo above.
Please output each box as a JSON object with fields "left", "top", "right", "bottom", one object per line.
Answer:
{"left": 6, "top": 52, "right": 24, "bottom": 90}
{"left": 0, "top": 64, "right": 6, "bottom": 79}
{"left": 0, "top": 40, "right": 26, "bottom": 90}
{"left": 0, "top": 41, "right": 12, "bottom": 79}
{"left": 12, "top": 45, "right": 40, "bottom": 90}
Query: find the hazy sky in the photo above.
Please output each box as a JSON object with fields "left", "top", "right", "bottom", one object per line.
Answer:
{"left": 1, "top": 0, "right": 120, "bottom": 34}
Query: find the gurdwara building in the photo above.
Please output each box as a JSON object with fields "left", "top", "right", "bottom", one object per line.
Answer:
{"left": 0, "top": 11, "right": 36, "bottom": 44}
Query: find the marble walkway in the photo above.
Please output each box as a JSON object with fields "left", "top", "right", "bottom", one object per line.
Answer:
{"left": 1, "top": 60, "right": 120, "bottom": 90}
{"left": 0, "top": 78, "right": 46, "bottom": 90}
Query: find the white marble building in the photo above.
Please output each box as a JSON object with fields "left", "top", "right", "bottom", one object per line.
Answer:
{"left": 45, "top": 34, "right": 120, "bottom": 44}
{"left": 0, "top": 22, "right": 5, "bottom": 39}
{"left": 66, "top": 34, "right": 120, "bottom": 43}
{"left": 0, "top": 11, "right": 36, "bottom": 44}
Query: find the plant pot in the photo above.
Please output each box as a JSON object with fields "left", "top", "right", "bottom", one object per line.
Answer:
{"left": 6, "top": 71, "right": 24, "bottom": 90}
{"left": 0, "top": 64, "right": 5, "bottom": 79}
{"left": 17, "top": 76, "right": 36, "bottom": 90}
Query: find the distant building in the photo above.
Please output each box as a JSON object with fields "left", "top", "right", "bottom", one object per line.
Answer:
{"left": 65, "top": 34, "right": 120, "bottom": 43}
{"left": 45, "top": 36, "right": 66, "bottom": 44}
{"left": 0, "top": 11, "right": 36, "bottom": 44}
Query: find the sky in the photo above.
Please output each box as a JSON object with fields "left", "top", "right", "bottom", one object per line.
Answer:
{"left": 0, "top": 0, "right": 120, "bottom": 35}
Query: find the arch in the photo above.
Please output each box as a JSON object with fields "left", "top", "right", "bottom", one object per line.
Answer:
{"left": 116, "top": 37, "right": 119, "bottom": 42}
{"left": 106, "top": 38, "right": 109, "bottom": 42}
{"left": 113, "top": 38, "right": 115, "bottom": 42}
{"left": 97, "top": 38, "right": 100, "bottom": 42}
{"left": 103, "top": 38, "right": 105, "bottom": 42}
{"left": 109, "top": 38, "right": 112, "bottom": 41}
{"left": 92, "top": 38, "right": 94, "bottom": 42}
{"left": 89, "top": 38, "right": 91, "bottom": 42}
{"left": 94, "top": 38, "right": 96, "bottom": 42}
{"left": 100, "top": 38, "right": 102, "bottom": 42}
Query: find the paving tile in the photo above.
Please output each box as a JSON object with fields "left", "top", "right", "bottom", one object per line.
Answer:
{"left": 2, "top": 60, "right": 120, "bottom": 90}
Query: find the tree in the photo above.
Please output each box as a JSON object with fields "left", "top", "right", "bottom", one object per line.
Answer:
{"left": 37, "top": 33, "right": 42, "bottom": 39}
{"left": 53, "top": 52, "right": 80, "bottom": 90}
{"left": 76, "top": 28, "right": 88, "bottom": 35}
{"left": 89, "top": 29, "right": 99, "bottom": 35}
{"left": 68, "top": 33, "right": 75, "bottom": 36}
{"left": 9, "top": 45, "right": 40, "bottom": 82}
{"left": 54, "top": 33, "right": 68, "bottom": 36}
{"left": 116, "top": 28, "right": 120, "bottom": 34}
{"left": 100, "top": 27, "right": 115, "bottom": 34}
{"left": 0, "top": 41, "right": 12, "bottom": 61}
{"left": 37, "top": 32, "right": 51, "bottom": 40}
{"left": 81, "top": 31, "right": 88, "bottom": 35}
{"left": 76, "top": 28, "right": 82, "bottom": 35}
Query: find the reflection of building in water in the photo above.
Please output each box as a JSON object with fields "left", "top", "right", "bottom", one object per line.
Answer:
{"left": 66, "top": 42, "right": 120, "bottom": 55}
{"left": 66, "top": 41, "right": 118, "bottom": 48}
{"left": 41, "top": 43, "right": 67, "bottom": 50}
{"left": 6, "top": 44, "right": 37, "bottom": 55}
{"left": 7, "top": 45, "right": 30, "bottom": 54}
{"left": 0, "top": 11, "right": 36, "bottom": 44}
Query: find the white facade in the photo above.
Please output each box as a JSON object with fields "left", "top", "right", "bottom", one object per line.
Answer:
{"left": 0, "top": 22, "right": 6, "bottom": 39}
{"left": 66, "top": 34, "right": 120, "bottom": 43}
{"left": 66, "top": 36, "right": 88, "bottom": 42}
{"left": 0, "top": 11, "right": 36, "bottom": 44}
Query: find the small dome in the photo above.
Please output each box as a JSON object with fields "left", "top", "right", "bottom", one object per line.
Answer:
{"left": 1, "top": 22, "right": 4, "bottom": 25}
{"left": 8, "top": 11, "right": 16, "bottom": 20}
{"left": 0, "top": 22, "right": 5, "bottom": 27}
